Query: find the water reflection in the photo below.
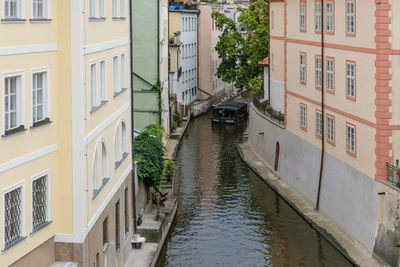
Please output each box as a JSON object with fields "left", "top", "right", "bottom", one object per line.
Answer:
{"left": 158, "top": 112, "right": 352, "bottom": 267}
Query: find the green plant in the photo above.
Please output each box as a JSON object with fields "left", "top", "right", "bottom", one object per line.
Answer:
{"left": 169, "top": 37, "right": 174, "bottom": 44}
{"left": 134, "top": 133, "right": 165, "bottom": 189}
{"left": 144, "top": 124, "right": 166, "bottom": 143}
{"left": 174, "top": 110, "right": 183, "bottom": 126}
{"left": 137, "top": 215, "right": 143, "bottom": 226}
{"left": 165, "top": 160, "right": 176, "bottom": 178}
{"left": 172, "top": 120, "right": 177, "bottom": 130}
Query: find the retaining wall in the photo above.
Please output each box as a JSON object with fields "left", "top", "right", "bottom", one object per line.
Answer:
{"left": 248, "top": 104, "right": 380, "bottom": 254}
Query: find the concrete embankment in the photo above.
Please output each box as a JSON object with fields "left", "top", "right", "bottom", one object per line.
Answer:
{"left": 124, "top": 115, "right": 191, "bottom": 267}
{"left": 240, "top": 104, "right": 384, "bottom": 267}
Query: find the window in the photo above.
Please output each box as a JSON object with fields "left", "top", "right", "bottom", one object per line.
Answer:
{"left": 90, "top": 0, "right": 96, "bottom": 17}
{"left": 100, "top": 60, "right": 106, "bottom": 101}
{"left": 346, "top": 0, "right": 355, "bottom": 35}
{"left": 32, "top": 71, "right": 48, "bottom": 124}
{"left": 103, "top": 217, "right": 108, "bottom": 245}
{"left": 4, "top": 184, "right": 24, "bottom": 249}
{"left": 300, "top": 104, "right": 307, "bottom": 130}
{"left": 326, "top": 58, "right": 334, "bottom": 92}
{"left": 115, "top": 200, "right": 120, "bottom": 251}
{"left": 346, "top": 123, "right": 356, "bottom": 155}
{"left": 326, "top": 1, "right": 334, "bottom": 33}
{"left": 93, "top": 140, "right": 108, "bottom": 196}
{"left": 112, "top": 0, "right": 117, "bottom": 17}
{"left": 121, "top": 54, "right": 126, "bottom": 89}
{"left": 4, "top": 0, "right": 21, "bottom": 19}
{"left": 4, "top": 74, "right": 23, "bottom": 133}
{"left": 32, "top": 174, "right": 49, "bottom": 231}
{"left": 316, "top": 111, "right": 322, "bottom": 137}
{"left": 121, "top": 122, "right": 127, "bottom": 155}
{"left": 120, "top": 0, "right": 124, "bottom": 17}
{"left": 99, "top": 0, "right": 104, "bottom": 18}
{"left": 113, "top": 56, "right": 119, "bottom": 93}
{"left": 114, "top": 127, "right": 120, "bottom": 162}
{"left": 299, "top": 1, "right": 306, "bottom": 32}
{"left": 327, "top": 115, "right": 335, "bottom": 144}
{"left": 91, "top": 63, "right": 97, "bottom": 107}
{"left": 315, "top": 56, "right": 322, "bottom": 89}
{"left": 33, "top": 0, "right": 47, "bottom": 19}
{"left": 124, "top": 188, "right": 129, "bottom": 233}
{"left": 315, "top": 1, "right": 321, "bottom": 32}
{"left": 346, "top": 61, "right": 355, "bottom": 99}
{"left": 300, "top": 53, "right": 306, "bottom": 84}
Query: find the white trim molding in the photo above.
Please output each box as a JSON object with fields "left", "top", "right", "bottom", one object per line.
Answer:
{"left": 0, "top": 145, "right": 57, "bottom": 173}
{"left": 85, "top": 103, "right": 129, "bottom": 146}
{"left": 83, "top": 38, "right": 129, "bottom": 55}
{"left": 0, "top": 44, "right": 57, "bottom": 56}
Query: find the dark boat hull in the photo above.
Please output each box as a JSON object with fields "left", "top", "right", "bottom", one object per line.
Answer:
{"left": 211, "top": 114, "right": 248, "bottom": 124}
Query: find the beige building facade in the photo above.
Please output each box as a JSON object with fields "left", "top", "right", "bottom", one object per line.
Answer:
{"left": 0, "top": 0, "right": 134, "bottom": 266}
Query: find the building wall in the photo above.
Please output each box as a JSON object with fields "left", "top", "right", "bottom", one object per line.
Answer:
{"left": 198, "top": 5, "right": 212, "bottom": 99}
{"left": 248, "top": 104, "right": 380, "bottom": 253}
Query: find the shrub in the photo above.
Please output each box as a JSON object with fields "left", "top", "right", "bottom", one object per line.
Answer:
{"left": 134, "top": 133, "right": 165, "bottom": 188}
{"left": 144, "top": 124, "right": 166, "bottom": 143}
{"left": 165, "top": 160, "right": 176, "bottom": 178}
{"left": 174, "top": 111, "right": 183, "bottom": 126}
{"left": 172, "top": 120, "right": 177, "bottom": 131}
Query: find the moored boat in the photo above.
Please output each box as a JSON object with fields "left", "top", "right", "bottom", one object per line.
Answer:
{"left": 211, "top": 101, "right": 248, "bottom": 124}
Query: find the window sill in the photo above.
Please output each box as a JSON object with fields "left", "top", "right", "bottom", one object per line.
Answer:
{"left": 89, "top": 17, "right": 106, "bottom": 22}
{"left": 115, "top": 152, "right": 129, "bottom": 169}
{"left": 31, "top": 221, "right": 52, "bottom": 235}
{"left": 2, "top": 236, "right": 27, "bottom": 252}
{"left": 1, "top": 18, "right": 26, "bottom": 24}
{"left": 2, "top": 125, "right": 26, "bottom": 138}
{"left": 92, "top": 177, "right": 110, "bottom": 199}
{"left": 113, "top": 87, "right": 127, "bottom": 98}
{"left": 90, "top": 100, "right": 108, "bottom": 113}
{"left": 112, "top": 17, "right": 126, "bottom": 21}
{"left": 31, "top": 118, "right": 52, "bottom": 129}
{"left": 30, "top": 18, "right": 52, "bottom": 23}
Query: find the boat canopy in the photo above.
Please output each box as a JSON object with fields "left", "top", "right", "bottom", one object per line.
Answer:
{"left": 215, "top": 101, "right": 247, "bottom": 111}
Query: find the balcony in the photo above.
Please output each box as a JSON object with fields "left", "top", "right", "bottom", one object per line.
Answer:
{"left": 169, "top": 0, "right": 199, "bottom": 10}
{"left": 386, "top": 160, "right": 400, "bottom": 188}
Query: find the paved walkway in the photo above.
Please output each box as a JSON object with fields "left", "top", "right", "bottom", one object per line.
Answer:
{"left": 124, "top": 243, "right": 158, "bottom": 267}
{"left": 238, "top": 141, "right": 385, "bottom": 267}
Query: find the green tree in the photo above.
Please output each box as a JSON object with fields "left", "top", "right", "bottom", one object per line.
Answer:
{"left": 212, "top": 0, "right": 269, "bottom": 94}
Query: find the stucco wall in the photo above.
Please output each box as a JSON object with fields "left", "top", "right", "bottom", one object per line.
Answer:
{"left": 248, "top": 104, "right": 380, "bottom": 253}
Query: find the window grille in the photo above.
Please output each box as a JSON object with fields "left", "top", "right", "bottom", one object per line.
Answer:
{"left": 4, "top": 187, "right": 23, "bottom": 247}
{"left": 32, "top": 176, "right": 48, "bottom": 230}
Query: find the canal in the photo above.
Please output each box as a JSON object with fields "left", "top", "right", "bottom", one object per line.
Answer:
{"left": 158, "top": 109, "right": 353, "bottom": 266}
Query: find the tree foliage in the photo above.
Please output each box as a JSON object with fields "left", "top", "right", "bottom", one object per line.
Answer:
{"left": 144, "top": 124, "right": 166, "bottom": 143}
{"left": 212, "top": 0, "right": 269, "bottom": 94}
{"left": 134, "top": 133, "right": 165, "bottom": 188}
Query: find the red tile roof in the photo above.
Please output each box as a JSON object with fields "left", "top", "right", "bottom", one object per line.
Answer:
{"left": 258, "top": 57, "right": 269, "bottom": 66}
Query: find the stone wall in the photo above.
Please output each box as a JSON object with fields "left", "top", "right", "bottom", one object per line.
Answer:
{"left": 248, "top": 104, "right": 380, "bottom": 254}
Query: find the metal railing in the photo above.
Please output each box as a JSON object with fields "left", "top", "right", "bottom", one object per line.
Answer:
{"left": 252, "top": 95, "right": 285, "bottom": 125}
{"left": 386, "top": 160, "right": 400, "bottom": 188}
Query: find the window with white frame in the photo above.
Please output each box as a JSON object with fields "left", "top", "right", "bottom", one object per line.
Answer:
{"left": 315, "top": 56, "right": 322, "bottom": 88}
{"left": 316, "top": 111, "right": 322, "bottom": 136}
{"left": 114, "top": 127, "right": 120, "bottom": 162}
{"left": 100, "top": 60, "right": 106, "bottom": 101}
{"left": 4, "top": 75, "right": 23, "bottom": 132}
{"left": 346, "top": 1, "right": 355, "bottom": 35}
{"left": 121, "top": 53, "right": 126, "bottom": 89}
{"left": 90, "top": 0, "right": 96, "bottom": 17}
{"left": 93, "top": 141, "right": 108, "bottom": 195}
{"left": 300, "top": 53, "right": 306, "bottom": 83}
{"left": 113, "top": 56, "right": 119, "bottom": 93}
{"left": 315, "top": 2, "right": 321, "bottom": 32}
{"left": 327, "top": 115, "right": 334, "bottom": 143}
{"left": 4, "top": 0, "right": 22, "bottom": 19}
{"left": 326, "top": 2, "right": 334, "bottom": 33}
{"left": 32, "top": 174, "right": 49, "bottom": 231}
{"left": 347, "top": 62, "right": 355, "bottom": 98}
{"left": 300, "top": 2, "right": 306, "bottom": 31}
{"left": 112, "top": 0, "right": 117, "bottom": 17}
{"left": 99, "top": 0, "right": 105, "bottom": 18}
{"left": 347, "top": 124, "right": 356, "bottom": 154}
{"left": 327, "top": 58, "right": 334, "bottom": 91}
{"left": 91, "top": 63, "right": 97, "bottom": 107}
{"left": 4, "top": 185, "right": 24, "bottom": 249}
{"left": 121, "top": 121, "right": 127, "bottom": 154}
{"left": 32, "top": 71, "right": 48, "bottom": 124}
{"left": 32, "top": 0, "right": 48, "bottom": 19}
{"left": 300, "top": 104, "right": 306, "bottom": 129}
{"left": 120, "top": 0, "right": 124, "bottom": 17}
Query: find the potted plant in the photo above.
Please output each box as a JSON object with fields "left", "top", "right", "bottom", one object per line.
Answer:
{"left": 165, "top": 159, "right": 176, "bottom": 180}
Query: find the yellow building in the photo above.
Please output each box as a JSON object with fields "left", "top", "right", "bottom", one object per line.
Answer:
{"left": 0, "top": 0, "right": 134, "bottom": 266}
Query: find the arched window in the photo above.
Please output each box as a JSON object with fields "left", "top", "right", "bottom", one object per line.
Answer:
{"left": 93, "top": 139, "right": 108, "bottom": 196}
{"left": 114, "top": 120, "right": 128, "bottom": 168}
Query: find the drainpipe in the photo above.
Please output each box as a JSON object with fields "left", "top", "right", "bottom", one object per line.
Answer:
{"left": 129, "top": 0, "right": 138, "bottom": 234}
{"left": 157, "top": 0, "right": 161, "bottom": 124}
{"left": 316, "top": 0, "right": 325, "bottom": 211}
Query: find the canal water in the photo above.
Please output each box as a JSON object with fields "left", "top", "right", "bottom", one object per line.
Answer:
{"left": 158, "top": 107, "right": 353, "bottom": 266}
